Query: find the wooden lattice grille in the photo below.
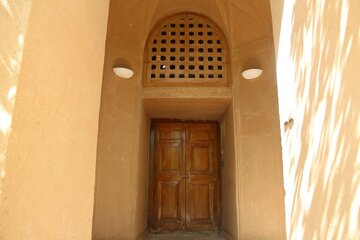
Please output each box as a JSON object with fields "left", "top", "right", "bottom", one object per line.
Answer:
{"left": 144, "top": 13, "right": 229, "bottom": 87}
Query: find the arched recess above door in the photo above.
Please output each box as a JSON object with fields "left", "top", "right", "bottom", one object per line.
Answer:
{"left": 143, "top": 13, "right": 230, "bottom": 87}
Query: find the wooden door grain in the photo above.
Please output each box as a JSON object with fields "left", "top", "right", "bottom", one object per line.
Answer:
{"left": 153, "top": 123, "right": 186, "bottom": 230}
{"left": 185, "top": 124, "right": 220, "bottom": 231}
{"left": 151, "top": 121, "right": 221, "bottom": 232}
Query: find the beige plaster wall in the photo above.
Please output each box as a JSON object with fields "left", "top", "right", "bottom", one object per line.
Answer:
{"left": 220, "top": 105, "right": 238, "bottom": 239}
{"left": 92, "top": 62, "right": 141, "bottom": 239}
{"left": 132, "top": 107, "right": 150, "bottom": 239}
{"left": 228, "top": 1, "right": 286, "bottom": 239}
{"left": 271, "top": 0, "right": 360, "bottom": 239}
{"left": 92, "top": 0, "right": 153, "bottom": 239}
{"left": 142, "top": 88, "right": 232, "bottom": 120}
{"left": 0, "top": 0, "right": 32, "bottom": 204}
{"left": 0, "top": 0, "right": 110, "bottom": 239}
{"left": 232, "top": 46, "right": 286, "bottom": 239}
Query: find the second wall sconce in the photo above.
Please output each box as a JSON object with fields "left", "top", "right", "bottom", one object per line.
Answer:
{"left": 113, "top": 67, "right": 134, "bottom": 79}
{"left": 241, "top": 68, "right": 263, "bottom": 80}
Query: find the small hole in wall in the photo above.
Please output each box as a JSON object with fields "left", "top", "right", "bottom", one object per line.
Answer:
{"left": 284, "top": 118, "right": 295, "bottom": 132}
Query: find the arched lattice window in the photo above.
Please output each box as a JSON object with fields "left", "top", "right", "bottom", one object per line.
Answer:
{"left": 143, "top": 13, "right": 229, "bottom": 87}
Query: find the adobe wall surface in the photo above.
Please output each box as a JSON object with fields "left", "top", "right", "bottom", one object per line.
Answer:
{"left": 271, "top": 0, "right": 360, "bottom": 239}
{"left": 221, "top": 105, "right": 238, "bottom": 240}
{"left": 229, "top": 1, "right": 286, "bottom": 238}
{"left": 0, "top": 0, "right": 32, "bottom": 205}
{"left": 0, "top": 0, "right": 109, "bottom": 239}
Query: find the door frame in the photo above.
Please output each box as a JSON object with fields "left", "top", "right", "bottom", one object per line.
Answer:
{"left": 147, "top": 119, "right": 222, "bottom": 232}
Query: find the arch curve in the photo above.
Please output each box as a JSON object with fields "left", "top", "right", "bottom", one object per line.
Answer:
{"left": 143, "top": 13, "right": 230, "bottom": 87}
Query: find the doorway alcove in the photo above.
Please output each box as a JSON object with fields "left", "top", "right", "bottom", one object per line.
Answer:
{"left": 142, "top": 13, "right": 234, "bottom": 236}
{"left": 92, "top": 1, "right": 285, "bottom": 240}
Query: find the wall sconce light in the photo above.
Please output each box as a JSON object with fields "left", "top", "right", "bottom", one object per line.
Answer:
{"left": 241, "top": 68, "right": 263, "bottom": 80}
{"left": 113, "top": 67, "right": 134, "bottom": 79}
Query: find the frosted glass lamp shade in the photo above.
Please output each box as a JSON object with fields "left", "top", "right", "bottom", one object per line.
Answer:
{"left": 113, "top": 67, "right": 134, "bottom": 79}
{"left": 242, "top": 68, "right": 263, "bottom": 80}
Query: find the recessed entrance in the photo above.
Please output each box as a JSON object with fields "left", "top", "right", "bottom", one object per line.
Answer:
{"left": 149, "top": 121, "right": 221, "bottom": 232}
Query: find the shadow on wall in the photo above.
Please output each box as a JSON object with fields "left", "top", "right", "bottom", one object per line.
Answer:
{"left": 277, "top": 0, "right": 360, "bottom": 239}
{"left": 0, "top": 0, "right": 32, "bottom": 204}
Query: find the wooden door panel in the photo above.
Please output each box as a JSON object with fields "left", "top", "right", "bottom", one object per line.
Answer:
{"left": 153, "top": 124, "right": 185, "bottom": 230}
{"left": 190, "top": 128, "right": 214, "bottom": 141}
{"left": 190, "top": 143, "right": 213, "bottom": 175}
{"left": 186, "top": 182, "right": 215, "bottom": 231}
{"left": 151, "top": 122, "right": 220, "bottom": 232}
{"left": 159, "top": 142, "right": 182, "bottom": 173}
{"left": 159, "top": 128, "right": 182, "bottom": 140}
{"left": 153, "top": 180, "right": 185, "bottom": 230}
{"left": 186, "top": 124, "right": 219, "bottom": 231}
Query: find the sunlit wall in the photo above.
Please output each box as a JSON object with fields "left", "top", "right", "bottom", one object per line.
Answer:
{"left": 0, "top": 0, "right": 32, "bottom": 203}
{"left": 0, "top": 0, "right": 110, "bottom": 238}
{"left": 271, "top": 0, "right": 360, "bottom": 239}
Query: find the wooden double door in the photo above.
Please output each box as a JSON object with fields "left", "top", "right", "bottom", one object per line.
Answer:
{"left": 150, "top": 121, "right": 221, "bottom": 232}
